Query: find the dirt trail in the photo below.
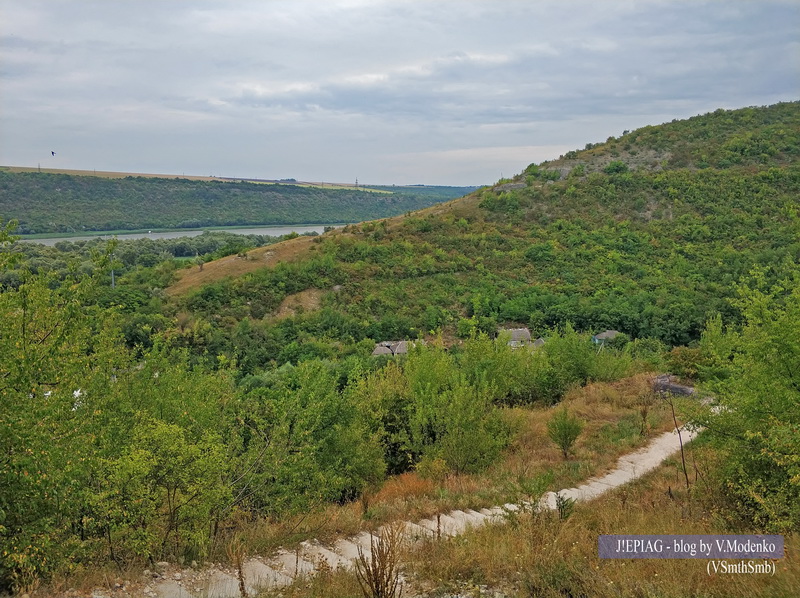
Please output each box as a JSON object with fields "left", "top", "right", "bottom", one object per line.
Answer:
{"left": 133, "top": 424, "right": 699, "bottom": 598}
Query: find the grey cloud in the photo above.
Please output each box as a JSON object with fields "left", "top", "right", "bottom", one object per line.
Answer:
{"left": 1, "top": 0, "right": 797, "bottom": 186}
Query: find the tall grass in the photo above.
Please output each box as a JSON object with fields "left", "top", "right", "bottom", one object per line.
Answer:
{"left": 407, "top": 445, "right": 799, "bottom": 598}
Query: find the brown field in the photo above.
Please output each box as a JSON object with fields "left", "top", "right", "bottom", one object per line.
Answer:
{"left": 1, "top": 165, "right": 219, "bottom": 181}
{"left": 166, "top": 234, "right": 320, "bottom": 296}
{"left": 1, "top": 165, "right": 393, "bottom": 193}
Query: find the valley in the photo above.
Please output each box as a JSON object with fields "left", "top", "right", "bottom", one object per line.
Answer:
{"left": 1, "top": 102, "right": 798, "bottom": 597}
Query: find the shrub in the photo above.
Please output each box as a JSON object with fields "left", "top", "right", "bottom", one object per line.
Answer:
{"left": 547, "top": 408, "right": 584, "bottom": 459}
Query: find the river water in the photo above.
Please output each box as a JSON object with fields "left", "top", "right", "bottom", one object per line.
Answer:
{"left": 21, "top": 225, "right": 335, "bottom": 246}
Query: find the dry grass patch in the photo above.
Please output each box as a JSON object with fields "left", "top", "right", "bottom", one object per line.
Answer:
{"left": 217, "top": 502, "right": 366, "bottom": 562}
{"left": 259, "top": 567, "right": 365, "bottom": 598}
{"left": 2, "top": 165, "right": 218, "bottom": 181}
{"left": 361, "top": 375, "right": 678, "bottom": 529}
{"left": 273, "top": 288, "right": 324, "bottom": 319}
{"left": 407, "top": 444, "right": 799, "bottom": 598}
{"left": 167, "top": 234, "right": 318, "bottom": 296}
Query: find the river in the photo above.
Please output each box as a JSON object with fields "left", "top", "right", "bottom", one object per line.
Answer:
{"left": 20, "top": 225, "right": 336, "bottom": 246}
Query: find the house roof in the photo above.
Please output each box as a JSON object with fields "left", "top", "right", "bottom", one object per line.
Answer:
{"left": 393, "top": 341, "right": 409, "bottom": 354}
{"left": 593, "top": 330, "right": 621, "bottom": 340}
{"left": 500, "top": 327, "right": 532, "bottom": 342}
{"left": 371, "top": 340, "right": 417, "bottom": 356}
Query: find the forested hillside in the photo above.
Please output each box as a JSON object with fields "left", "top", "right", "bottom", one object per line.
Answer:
{"left": 176, "top": 102, "right": 800, "bottom": 353}
{"left": 0, "top": 172, "right": 472, "bottom": 233}
{"left": 1, "top": 102, "right": 798, "bottom": 595}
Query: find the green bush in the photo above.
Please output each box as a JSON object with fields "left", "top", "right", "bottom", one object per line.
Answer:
{"left": 547, "top": 408, "right": 585, "bottom": 459}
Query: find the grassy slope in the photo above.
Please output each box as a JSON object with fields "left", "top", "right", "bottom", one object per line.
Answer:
{"left": 172, "top": 102, "right": 800, "bottom": 347}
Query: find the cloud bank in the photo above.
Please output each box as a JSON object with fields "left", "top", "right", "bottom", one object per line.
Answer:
{"left": 1, "top": 0, "right": 797, "bottom": 185}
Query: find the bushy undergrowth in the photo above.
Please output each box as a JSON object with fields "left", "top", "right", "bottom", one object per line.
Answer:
{"left": 0, "top": 249, "right": 640, "bottom": 591}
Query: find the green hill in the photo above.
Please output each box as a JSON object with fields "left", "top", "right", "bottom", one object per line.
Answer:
{"left": 176, "top": 102, "right": 800, "bottom": 361}
{"left": 3, "top": 102, "right": 799, "bottom": 593}
{"left": 0, "top": 171, "right": 473, "bottom": 234}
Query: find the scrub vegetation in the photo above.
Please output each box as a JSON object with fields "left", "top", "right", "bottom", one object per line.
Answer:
{"left": 1, "top": 101, "right": 798, "bottom": 595}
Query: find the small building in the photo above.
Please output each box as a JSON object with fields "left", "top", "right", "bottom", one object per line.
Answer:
{"left": 371, "top": 340, "right": 415, "bottom": 356}
{"left": 533, "top": 337, "right": 546, "bottom": 348}
{"left": 499, "top": 327, "right": 532, "bottom": 348}
{"left": 592, "top": 330, "right": 622, "bottom": 345}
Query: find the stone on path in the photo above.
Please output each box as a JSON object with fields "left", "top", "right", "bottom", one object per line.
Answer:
{"left": 269, "top": 549, "right": 317, "bottom": 578}
{"left": 202, "top": 571, "right": 241, "bottom": 598}
{"left": 332, "top": 537, "right": 368, "bottom": 561}
{"left": 153, "top": 580, "right": 193, "bottom": 598}
{"left": 300, "top": 539, "right": 353, "bottom": 570}
{"left": 242, "top": 559, "right": 293, "bottom": 590}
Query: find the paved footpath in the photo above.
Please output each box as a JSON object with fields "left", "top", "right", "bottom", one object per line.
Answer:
{"left": 138, "top": 424, "right": 699, "bottom": 598}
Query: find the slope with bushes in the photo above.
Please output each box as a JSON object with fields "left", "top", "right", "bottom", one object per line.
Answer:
{"left": 173, "top": 102, "right": 800, "bottom": 365}
{"left": 2, "top": 102, "right": 799, "bottom": 594}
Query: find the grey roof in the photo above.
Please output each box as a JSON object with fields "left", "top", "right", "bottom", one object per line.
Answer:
{"left": 393, "top": 341, "right": 409, "bottom": 355}
{"left": 501, "top": 328, "right": 532, "bottom": 342}
{"left": 533, "top": 337, "right": 546, "bottom": 348}
{"left": 372, "top": 340, "right": 417, "bottom": 356}
{"left": 593, "top": 330, "right": 621, "bottom": 340}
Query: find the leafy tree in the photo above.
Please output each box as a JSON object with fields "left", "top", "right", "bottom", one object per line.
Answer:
{"left": 698, "top": 271, "right": 800, "bottom": 532}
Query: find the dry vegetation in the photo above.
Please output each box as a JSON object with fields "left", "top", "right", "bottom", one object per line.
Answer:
{"left": 255, "top": 375, "right": 672, "bottom": 539}
{"left": 273, "top": 288, "right": 325, "bottom": 320}
{"left": 250, "top": 375, "right": 798, "bottom": 597}
{"left": 239, "top": 376, "right": 675, "bottom": 560}
{"left": 405, "top": 446, "right": 799, "bottom": 598}
{"left": 260, "top": 442, "right": 798, "bottom": 598}
{"left": 167, "top": 234, "right": 319, "bottom": 296}
{"left": 1, "top": 165, "right": 219, "bottom": 181}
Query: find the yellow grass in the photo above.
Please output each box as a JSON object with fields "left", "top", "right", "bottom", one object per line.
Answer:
{"left": 407, "top": 446, "right": 800, "bottom": 598}
{"left": 166, "top": 234, "right": 318, "bottom": 296}
{"left": 273, "top": 288, "right": 325, "bottom": 320}
{"left": 1, "top": 165, "right": 393, "bottom": 193}
{"left": 1, "top": 165, "right": 219, "bottom": 181}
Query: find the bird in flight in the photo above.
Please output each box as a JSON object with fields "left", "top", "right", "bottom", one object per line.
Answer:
{"left": 51, "top": 151, "right": 56, "bottom": 156}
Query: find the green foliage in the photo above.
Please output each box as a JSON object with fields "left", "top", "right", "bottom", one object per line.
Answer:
{"left": 89, "top": 419, "right": 229, "bottom": 563}
{"left": 603, "top": 160, "right": 629, "bottom": 174}
{"left": 403, "top": 344, "right": 509, "bottom": 474}
{"left": 1, "top": 174, "right": 473, "bottom": 234}
{"left": 698, "top": 272, "right": 800, "bottom": 532}
{"left": 3, "top": 102, "right": 799, "bottom": 587}
{"left": 547, "top": 408, "right": 585, "bottom": 459}
{"left": 163, "top": 103, "right": 800, "bottom": 358}
{"left": 229, "top": 361, "right": 385, "bottom": 513}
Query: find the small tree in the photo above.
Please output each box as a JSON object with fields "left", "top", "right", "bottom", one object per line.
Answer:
{"left": 547, "top": 407, "right": 584, "bottom": 459}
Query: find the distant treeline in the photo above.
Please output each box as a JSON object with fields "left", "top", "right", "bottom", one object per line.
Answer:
{"left": 0, "top": 172, "right": 473, "bottom": 234}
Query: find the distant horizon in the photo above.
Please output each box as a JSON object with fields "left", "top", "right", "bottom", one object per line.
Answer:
{"left": 1, "top": 164, "right": 483, "bottom": 188}
{"left": 2, "top": 1, "right": 796, "bottom": 186}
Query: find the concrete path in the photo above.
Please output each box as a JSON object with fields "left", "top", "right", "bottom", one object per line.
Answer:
{"left": 141, "top": 423, "right": 699, "bottom": 598}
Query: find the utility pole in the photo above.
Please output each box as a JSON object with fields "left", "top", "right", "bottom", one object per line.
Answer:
{"left": 110, "top": 250, "right": 116, "bottom": 288}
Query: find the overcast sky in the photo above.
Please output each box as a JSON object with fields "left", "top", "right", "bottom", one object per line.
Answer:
{"left": 1, "top": 1, "right": 798, "bottom": 186}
